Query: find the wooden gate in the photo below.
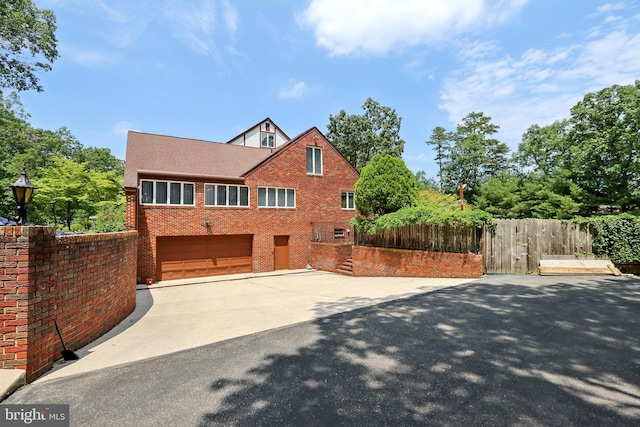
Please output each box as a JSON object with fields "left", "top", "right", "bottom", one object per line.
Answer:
{"left": 482, "top": 219, "right": 593, "bottom": 274}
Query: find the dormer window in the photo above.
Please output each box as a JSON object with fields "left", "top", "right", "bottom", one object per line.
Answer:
{"left": 261, "top": 132, "right": 275, "bottom": 148}
{"left": 261, "top": 123, "right": 275, "bottom": 148}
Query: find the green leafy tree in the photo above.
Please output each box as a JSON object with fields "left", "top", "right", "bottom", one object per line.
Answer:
{"left": 0, "top": 0, "right": 58, "bottom": 93}
{"left": 413, "top": 171, "right": 438, "bottom": 190}
{"left": 438, "top": 112, "right": 511, "bottom": 200}
{"left": 567, "top": 80, "right": 640, "bottom": 212}
{"left": 0, "top": 105, "right": 82, "bottom": 218}
{"left": 516, "top": 121, "right": 569, "bottom": 178}
{"left": 34, "top": 157, "right": 122, "bottom": 230}
{"left": 327, "top": 98, "right": 405, "bottom": 171}
{"left": 76, "top": 146, "right": 125, "bottom": 175}
{"left": 354, "top": 154, "right": 419, "bottom": 217}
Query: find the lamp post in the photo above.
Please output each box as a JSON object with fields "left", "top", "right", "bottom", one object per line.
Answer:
{"left": 10, "top": 166, "right": 37, "bottom": 226}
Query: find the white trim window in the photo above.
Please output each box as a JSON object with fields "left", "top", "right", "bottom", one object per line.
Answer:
{"left": 261, "top": 132, "right": 275, "bottom": 148}
{"left": 341, "top": 191, "right": 355, "bottom": 210}
{"left": 204, "top": 184, "right": 250, "bottom": 207}
{"left": 257, "top": 186, "right": 295, "bottom": 208}
{"left": 306, "top": 146, "right": 322, "bottom": 175}
{"left": 140, "top": 180, "right": 195, "bottom": 206}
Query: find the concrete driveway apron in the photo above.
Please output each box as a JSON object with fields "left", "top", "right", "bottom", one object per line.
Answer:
{"left": 36, "top": 270, "right": 475, "bottom": 382}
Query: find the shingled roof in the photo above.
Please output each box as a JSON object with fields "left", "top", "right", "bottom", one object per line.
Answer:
{"left": 124, "top": 131, "right": 276, "bottom": 188}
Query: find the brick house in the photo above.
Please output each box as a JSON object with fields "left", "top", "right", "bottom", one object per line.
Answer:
{"left": 124, "top": 118, "right": 360, "bottom": 282}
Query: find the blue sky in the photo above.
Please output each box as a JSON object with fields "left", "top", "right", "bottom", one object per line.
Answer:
{"left": 20, "top": 1, "right": 640, "bottom": 178}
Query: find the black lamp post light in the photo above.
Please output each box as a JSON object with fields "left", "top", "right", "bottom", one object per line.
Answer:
{"left": 10, "top": 165, "right": 37, "bottom": 226}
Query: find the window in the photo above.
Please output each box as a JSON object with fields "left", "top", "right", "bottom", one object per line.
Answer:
{"left": 140, "top": 180, "right": 195, "bottom": 206}
{"left": 258, "top": 186, "right": 296, "bottom": 208}
{"left": 204, "top": 184, "right": 250, "bottom": 207}
{"left": 261, "top": 132, "right": 275, "bottom": 148}
{"left": 334, "top": 228, "right": 345, "bottom": 238}
{"left": 141, "top": 181, "right": 154, "bottom": 204}
{"left": 306, "top": 146, "right": 322, "bottom": 175}
{"left": 342, "top": 192, "right": 355, "bottom": 210}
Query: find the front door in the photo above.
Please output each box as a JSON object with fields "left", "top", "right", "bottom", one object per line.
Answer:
{"left": 274, "top": 236, "right": 289, "bottom": 270}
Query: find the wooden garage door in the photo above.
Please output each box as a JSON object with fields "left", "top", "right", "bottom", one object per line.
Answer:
{"left": 156, "top": 235, "right": 253, "bottom": 281}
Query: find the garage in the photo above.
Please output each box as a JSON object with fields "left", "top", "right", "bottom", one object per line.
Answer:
{"left": 156, "top": 235, "right": 253, "bottom": 281}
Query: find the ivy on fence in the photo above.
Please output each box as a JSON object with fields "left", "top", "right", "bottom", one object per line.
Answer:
{"left": 575, "top": 214, "right": 640, "bottom": 264}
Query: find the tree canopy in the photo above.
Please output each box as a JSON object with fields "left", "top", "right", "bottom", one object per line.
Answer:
{"left": 0, "top": 94, "right": 125, "bottom": 230}
{"left": 327, "top": 98, "right": 405, "bottom": 171}
{"left": 426, "top": 81, "right": 640, "bottom": 218}
{"left": 566, "top": 81, "right": 640, "bottom": 213}
{"left": 427, "top": 112, "right": 511, "bottom": 201}
{"left": 0, "top": 0, "right": 58, "bottom": 92}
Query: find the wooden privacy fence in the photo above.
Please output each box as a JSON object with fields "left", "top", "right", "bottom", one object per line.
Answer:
{"left": 355, "top": 223, "right": 482, "bottom": 254}
{"left": 482, "top": 219, "right": 594, "bottom": 274}
{"left": 353, "top": 219, "right": 595, "bottom": 274}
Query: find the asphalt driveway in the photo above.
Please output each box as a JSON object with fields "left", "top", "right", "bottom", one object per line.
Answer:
{"left": 4, "top": 274, "right": 640, "bottom": 426}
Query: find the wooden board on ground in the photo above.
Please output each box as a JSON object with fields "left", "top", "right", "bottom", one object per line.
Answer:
{"left": 538, "top": 258, "right": 621, "bottom": 276}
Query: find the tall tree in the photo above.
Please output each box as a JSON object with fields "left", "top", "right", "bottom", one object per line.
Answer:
{"left": 567, "top": 80, "right": 640, "bottom": 212}
{"left": 440, "top": 112, "right": 510, "bottom": 200}
{"left": 76, "top": 146, "right": 125, "bottom": 176}
{"left": 516, "top": 121, "right": 569, "bottom": 178}
{"left": 425, "top": 126, "right": 451, "bottom": 190}
{"left": 327, "top": 98, "right": 405, "bottom": 171}
{"left": 0, "top": 0, "right": 58, "bottom": 92}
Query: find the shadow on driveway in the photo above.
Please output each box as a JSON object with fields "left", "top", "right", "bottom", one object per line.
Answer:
{"left": 200, "top": 275, "right": 640, "bottom": 426}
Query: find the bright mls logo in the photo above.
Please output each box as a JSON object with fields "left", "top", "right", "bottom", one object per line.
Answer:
{"left": 2, "top": 405, "right": 69, "bottom": 426}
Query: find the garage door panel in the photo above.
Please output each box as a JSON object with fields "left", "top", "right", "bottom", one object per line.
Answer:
{"left": 156, "top": 237, "right": 183, "bottom": 262}
{"left": 157, "top": 235, "right": 252, "bottom": 280}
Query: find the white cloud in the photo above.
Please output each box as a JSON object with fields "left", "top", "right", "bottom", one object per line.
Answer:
{"left": 439, "top": 14, "right": 640, "bottom": 149}
{"left": 163, "top": 0, "right": 239, "bottom": 58}
{"left": 279, "top": 81, "right": 308, "bottom": 99}
{"left": 112, "top": 121, "right": 136, "bottom": 137}
{"left": 298, "top": 0, "right": 528, "bottom": 56}
{"left": 164, "top": 1, "right": 217, "bottom": 56}
{"left": 222, "top": 0, "right": 239, "bottom": 33}
{"left": 62, "top": 45, "right": 121, "bottom": 67}
{"left": 596, "top": 3, "right": 626, "bottom": 14}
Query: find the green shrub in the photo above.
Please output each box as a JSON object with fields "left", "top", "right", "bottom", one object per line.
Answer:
{"left": 351, "top": 205, "right": 494, "bottom": 233}
{"left": 354, "top": 155, "right": 420, "bottom": 216}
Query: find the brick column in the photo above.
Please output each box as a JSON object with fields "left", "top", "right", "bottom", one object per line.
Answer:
{"left": 0, "top": 227, "right": 33, "bottom": 370}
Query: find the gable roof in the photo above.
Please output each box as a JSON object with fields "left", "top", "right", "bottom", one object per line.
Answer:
{"left": 243, "top": 126, "right": 360, "bottom": 178}
{"left": 225, "top": 117, "right": 290, "bottom": 144}
{"left": 124, "top": 131, "right": 275, "bottom": 188}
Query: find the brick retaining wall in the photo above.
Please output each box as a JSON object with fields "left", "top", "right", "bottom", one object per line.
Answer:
{"left": 1, "top": 226, "right": 137, "bottom": 382}
{"left": 309, "top": 242, "right": 353, "bottom": 272}
{"left": 309, "top": 243, "right": 483, "bottom": 278}
{"left": 352, "top": 246, "right": 483, "bottom": 278}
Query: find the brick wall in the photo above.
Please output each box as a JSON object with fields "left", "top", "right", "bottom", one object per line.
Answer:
{"left": 309, "top": 242, "right": 353, "bottom": 272}
{"left": 352, "top": 246, "right": 484, "bottom": 278}
{"left": 130, "top": 128, "right": 360, "bottom": 281}
{"left": 1, "top": 226, "right": 137, "bottom": 382}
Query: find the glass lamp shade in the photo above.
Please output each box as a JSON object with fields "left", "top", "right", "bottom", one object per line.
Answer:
{"left": 12, "top": 186, "right": 34, "bottom": 205}
{"left": 10, "top": 166, "right": 37, "bottom": 205}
